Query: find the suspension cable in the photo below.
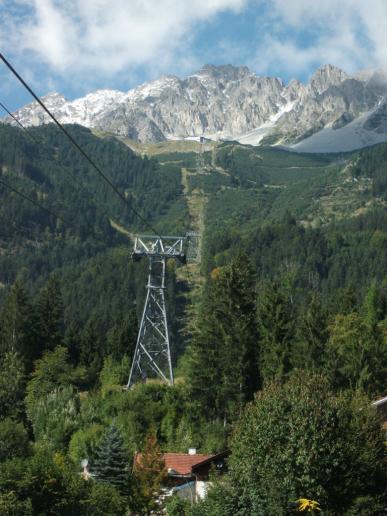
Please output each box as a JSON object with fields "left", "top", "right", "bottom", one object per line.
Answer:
{"left": 1, "top": 98, "right": 125, "bottom": 228}
{"left": 0, "top": 176, "right": 70, "bottom": 226}
{"left": 0, "top": 52, "right": 161, "bottom": 237}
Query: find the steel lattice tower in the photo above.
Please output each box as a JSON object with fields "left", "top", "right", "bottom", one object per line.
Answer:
{"left": 126, "top": 235, "right": 186, "bottom": 389}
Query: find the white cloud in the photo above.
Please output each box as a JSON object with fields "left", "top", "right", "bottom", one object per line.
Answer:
{"left": 251, "top": 0, "right": 387, "bottom": 78}
{"left": 2, "top": 0, "right": 387, "bottom": 95}
{"left": 2, "top": 0, "right": 246, "bottom": 77}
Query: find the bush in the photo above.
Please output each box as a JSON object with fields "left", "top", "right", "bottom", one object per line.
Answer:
{"left": 0, "top": 418, "right": 29, "bottom": 461}
{"left": 229, "top": 372, "right": 386, "bottom": 514}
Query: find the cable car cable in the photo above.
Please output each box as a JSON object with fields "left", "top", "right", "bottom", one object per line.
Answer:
{"left": 0, "top": 52, "right": 161, "bottom": 238}
{"left": 0, "top": 98, "right": 130, "bottom": 235}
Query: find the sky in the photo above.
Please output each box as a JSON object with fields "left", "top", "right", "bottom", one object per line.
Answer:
{"left": 1, "top": 0, "right": 387, "bottom": 111}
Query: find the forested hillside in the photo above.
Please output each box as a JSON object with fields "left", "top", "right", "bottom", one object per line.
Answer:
{"left": 0, "top": 125, "right": 386, "bottom": 514}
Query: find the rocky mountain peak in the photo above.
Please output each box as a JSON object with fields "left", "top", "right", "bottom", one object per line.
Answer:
{"left": 5, "top": 63, "right": 387, "bottom": 151}
{"left": 195, "top": 63, "right": 251, "bottom": 80}
{"left": 310, "top": 64, "right": 348, "bottom": 95}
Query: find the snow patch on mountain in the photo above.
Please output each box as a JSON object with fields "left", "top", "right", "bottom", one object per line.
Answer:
{"left": 290, "top": 109, "right": 387, "bottom": 153}
{"left": 237, "top": 101, "right": 295, "bottom": 145}
{"left": 6, "top": 63, "right": 387, "bottom": 152}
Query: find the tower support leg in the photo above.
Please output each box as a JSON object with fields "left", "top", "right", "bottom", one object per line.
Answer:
{"left": 126, "top": 257, "right": 173, "bottom": 389}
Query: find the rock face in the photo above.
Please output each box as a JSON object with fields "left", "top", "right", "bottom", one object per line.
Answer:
{"left": 6, "top": 64, "right": 387, "bottom": 151}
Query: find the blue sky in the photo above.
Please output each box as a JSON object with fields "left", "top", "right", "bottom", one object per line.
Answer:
{"left": 1, "top": 0, "right": 387, "bottom": 111}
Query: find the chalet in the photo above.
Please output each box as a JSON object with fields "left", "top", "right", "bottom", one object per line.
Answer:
{"left": 134, "top": 448, "right": 228, "bottom": 501}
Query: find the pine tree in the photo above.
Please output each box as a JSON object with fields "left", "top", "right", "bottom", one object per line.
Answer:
{"left": 79, "top": 315, "right": 104, "bottom": 385}
{"left": 0, "top": 351, "right": 25, "bottom": 420}
{"left": 187, "top": 253, "right": 259, "bottom": 422}
{"left": 92, "top": 424, "right": 130, "bottom": 495}
{"left": 361, "top": 280, "right": 386, "bottom": 332}
{"left": 257, "top": 278, "right": 296, "bottom": 384}
{"left": 326, "top": 311, "right": 386, "bottom": 394}
{"left": 36, "top": 275, "right": 64, "bottom": 352}
{"left": 293, "top": 293, "right": 328, "bottom": 372}
{"left": 0, "top": 278, "right": 37, "bottom": 369}
{"left": 107, "top": 310, "right": 137, "bottom": 361}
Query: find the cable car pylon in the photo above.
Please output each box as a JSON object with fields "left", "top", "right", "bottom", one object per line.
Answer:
{"left": 125, "top": 235, "right": 187, "bottom": 389}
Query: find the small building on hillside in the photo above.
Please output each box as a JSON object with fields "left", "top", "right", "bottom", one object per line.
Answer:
{"left": 134, "top": 448, "right": 228, "bottom": 501}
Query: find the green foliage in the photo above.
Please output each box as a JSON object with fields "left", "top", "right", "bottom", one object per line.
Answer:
{"left": 0, "top": 491, "right": 33, "bottom": 516}
{"left": 99, "top": 355, "right": 131, "bottom": 396}
{"left": 187, "top": 253, "right": 259, "bottom": 422}
{"left": 133, "top": 428, "right": 166, "bottom": 514}
{"left": 293, "top": 292, "right": 328, "bottom": 372}
{"left": 165, "top": 495, "right": 191, "bottom": 515}
{"left": 29, "top": 386, "right": 80, "bottom": 450}
{"left": 68, "top": 424, "right": 104, "bottom": 466}
{"left": 85, "top": 482, "right": 127, "bottom": 515}
{"left": 227, "top": 373, "right": 386, "bottom": 515}
{"left": 25, "top": 346, "right": 77, "bottom": 416}
{"left": 0, "top": 418, "right": 29, "bottom": 462}
{"left": 0, "top": 448, "right": 88, "bottom": 515}
{"left": 35, "top": 275, "right": 64, "bottom": 352}
{"left": 351, "top": 142, "right": 387, "bottom": 198}
{"left": 92, "top": 424, "right": 130, "bottom": 495}
{"left": 0, "top": 279, "right": 37, "bottom": 368}
{"left": 106, "top": 310, "right": 137, "bottom": 361}
{"left": 257, "top": 276, "right": 297, "bottom": 384}
{"left": 0, "top": 124, "right": 186, "bottom": 382}
{"left": 0, "top": 351, "right": 25, "bottom": 420}
{"left": 190, "top": 479, "right": 238, "bottom": 516}
{"left": 326, "top": 312, "right": 386, "bottom": 394}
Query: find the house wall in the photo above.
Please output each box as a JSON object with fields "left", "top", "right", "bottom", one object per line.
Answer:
{"left": 196, "top": 481, "right": 211, "bottom": 500}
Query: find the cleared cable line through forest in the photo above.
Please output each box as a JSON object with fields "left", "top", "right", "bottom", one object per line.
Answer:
{"left": 0, "top": 52, "right": 161, "bottom": 238}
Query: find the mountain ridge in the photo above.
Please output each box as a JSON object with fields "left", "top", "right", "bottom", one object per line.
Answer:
{"left": 4, "top": 64, "right": 387, "bottom": 152}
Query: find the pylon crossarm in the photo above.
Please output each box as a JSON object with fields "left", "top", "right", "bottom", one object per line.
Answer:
{"left": 133, "top": 235, "right": 185, "bottom": 259}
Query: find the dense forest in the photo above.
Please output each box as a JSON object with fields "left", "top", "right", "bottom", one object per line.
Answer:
{"left": 0, "top": 124, "right": 386, "bottom": 514}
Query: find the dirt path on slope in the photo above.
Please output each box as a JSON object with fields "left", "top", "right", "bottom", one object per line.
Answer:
{"left": 176, "top": 167, "right": 206, "bottom": 288}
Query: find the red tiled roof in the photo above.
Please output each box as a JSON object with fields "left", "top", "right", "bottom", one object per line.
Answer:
{"left": 163, "top": 453, "right": 213, "bottom": 475}
{"left": 134, "top": 452, "right": 213, "bottom": 476}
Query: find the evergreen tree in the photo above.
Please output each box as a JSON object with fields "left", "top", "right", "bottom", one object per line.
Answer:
{"left": 79, "top": 315, "right": 104, "bottom": 385}
{"left": 36, "top": 275, "right": 64, "bottom": 352}
{"left": 106, "top": 310, "right": 137, "bottom": 361}
{"left": 361, "top": 280, "right": 386, "bottom": 331}
{"left": 293, "top": 293, "right": 328, "bottom": 372}
{"left": 0, "top": 278, "right": 37, "bottom": 369}
{"left": 328, "top": 286, "right": 357, "bottom": 316}
{"left": 0, "top": 351, "right": 25, "bottom": 421}
{"left": 93, "top": 424, "right": 130, "bottom": 495}
{"left": 326, "top": 311, "right": 386, "bottom": 394}
{"left": 257, "top": 278, "right": 296, "bottom": 384}
{"left": 187, "top": 253, "right": 259, "bottom": 422}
